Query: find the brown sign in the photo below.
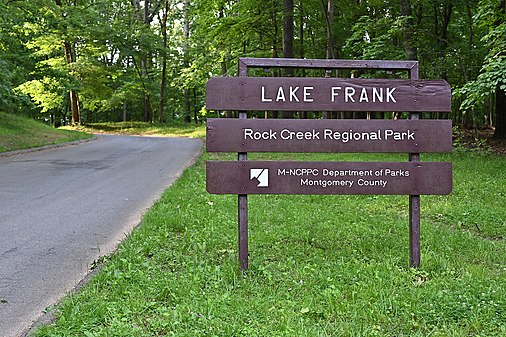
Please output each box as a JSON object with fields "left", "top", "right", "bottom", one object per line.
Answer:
{"left": 206, "top": 119, "right": 452, "bottom": 153}
{"left": 206, "top": 77, "right": 451, "bottom": 112}
{"left": 206, "top": 161, "right": 452, "bottom": 195}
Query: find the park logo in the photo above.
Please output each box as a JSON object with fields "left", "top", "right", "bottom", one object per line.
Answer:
{"left": 250, "top": 168, "right": 269, "bottom": 187}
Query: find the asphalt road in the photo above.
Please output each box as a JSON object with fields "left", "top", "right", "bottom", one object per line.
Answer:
{"left": 0, "top": 135, "right": 203, "bottom": 337}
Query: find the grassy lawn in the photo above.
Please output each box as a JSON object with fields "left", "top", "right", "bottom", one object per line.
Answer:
{"left": 0, "top": 112, "right": 92, "bottom": 153}
{"left": 33, "top": 149, "right": 506, "bottom": 336}
{"left": 65, "top": 121, "right": 206, "bottom": 138}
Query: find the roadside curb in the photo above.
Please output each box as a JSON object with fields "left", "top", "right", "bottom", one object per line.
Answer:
{"left": 0, "top": 136, "right": 97, "bottom": 158}
{"left": 20, "top": 249, "right": 112, "bottom": 337}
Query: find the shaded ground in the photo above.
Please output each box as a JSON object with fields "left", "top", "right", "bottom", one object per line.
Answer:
{"left": 455, "top": 127, "right": 506, "bottom": 155}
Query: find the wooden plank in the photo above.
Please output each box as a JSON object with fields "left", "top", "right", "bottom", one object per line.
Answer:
{"left": 206, "top": 119, "right": 452, "bottom": 153}
{"left": 206, "top": 161, "right": 452, "bottom": 195}
{"left": 206, "top": 77, "right": 451, "bottom": 112}
{"left": 239, "top": 58, "right": 418, "bottom": 71}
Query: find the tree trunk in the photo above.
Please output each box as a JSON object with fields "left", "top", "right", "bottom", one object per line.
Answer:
{"left": 400, "top": 0, "right": 418, "bottom": 60}
{"left": 494, "top": 88, "right": 506, "bottom": 139}
{"left": 158, "top": 0, "right": 169, "bottom": 123}
{"left": 55, "top": 0, "right": 81, "bottom": 126}
{"left": 142, "top": 1, "right": 152, "bottom": 123}
{"left": 131, "top": 0, "right": 163, "bottom": 123}
{"left": 493, "top": 0, "right": 506, "bottom": 138}
{"left": 183, "top": 0, "right": 191, "bottom": 123}
{"left": 322, "top": 0, "right": 335, "bottom": 119}
{"left": 69, "top": 91, "right": 81, "bottom": 126}
{"left": 299, "top": 0, "right": 305, "bottom": 59}
{"left": 324, "top": 0, "right": 335, "bottom": 59}
{"left": 299, "top": 0, "right": 308, "bottom": 119}
{"left": 64, "top": 40, "right": 81, "bottom": 126}
{"left": 439, "top": 2, "right": 452, "bottom": 52}
{"left": 282, "top": 0, "right": 294, "bottom": 119}
{"left": 193, "top": 88, "right": 198, "bottom": 123}
{"left": 432, "top": 0, "right": 452, "bottom": 79}
{"left": 282, "top": 0, "right": 294, "bottom": 59}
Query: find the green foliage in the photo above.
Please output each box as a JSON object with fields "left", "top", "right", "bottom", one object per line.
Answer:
{"left": 32, "top": 151, "right": 506, "bottom": 336}
{"left": 16, "top": 78, "right": 65, "bottom": 113}
{"left": 454, "top": 0, "right": 506, "bottom": 114}
{"left": 344, "top": 15, "right": 405, "bottom": 60}
{"left": 0, "top": 0, "right": 502, "bottom": 127}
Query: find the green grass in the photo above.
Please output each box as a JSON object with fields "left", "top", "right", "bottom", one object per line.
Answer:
{"left": 33, "top": 150, "right": 506, "bottom": 336}
{"left": 0, "top": 112, "right": 92, "bottom": 153}
{"left": 65, "top": 121, "right": 206, "bottom": 138}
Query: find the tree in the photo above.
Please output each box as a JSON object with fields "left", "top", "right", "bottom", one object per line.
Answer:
{"left": 282, "top": 0, "right": 294, "bottom": 118}
{"left": 158, "top": 0, "right": 170, "bottom": 123}
{"left": 400, "top": 0, "right": 417, "bottom": 60}
{"left": 13, "top": 0, "right": 87, "bottom": 126}
{"left": 456, "top": 0, "right": 506, "bottom": 138}
{"left": 182, "top": 0, "right": 191, "bottom": 123}
{"left": 324, "top": 0, "right": 336, "bottom": 59}
{"left": 0, "top": 0, "right": 500, "bottom": 131}
{"left": 130, "top": 0, "right": 164, "bottom": 123}
{"left": 54, "top": 0, "right": 82, "bottom": 125}
{"left": 0, "top": 0, "right": 33, "bottom": 116}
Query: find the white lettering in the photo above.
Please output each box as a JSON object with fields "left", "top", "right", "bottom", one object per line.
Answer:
{"left": 289, "top": 86, "right": 300, "bottom": 102}
{"left": 304, "top": 86, "right": 314, "bottom": 102}
{"left": 261, "top": 86, "right": 272, "bottom": 102}
{"left": 386, "top": 87, "right": 396, "bottom": 103}
{"left": 357, "top": 179, "right": 388, "bottom": 188}
{"left": 331, "top": 86, "right": 342, "bottom": 102}
{"left": 384, "top": 169, "right": 410, "bottom": 177}
{"left": 243, "top": 128, "right": 277, "bottom": 140}
{"left": 372, "top": 87, "right": 383, "bottom": 102}
{"left": 276, "top": 87, "right": 286, "bottom": 102}
{"left": 359, "top": 87, "right": 369, "bottom": 102}
{"left": 300, "top": 178, "right": 354, "bottom": 188}
{"left": 384, "top": 129, "right": 416, "bottom": 141}
{"left": 278, "top": 168, "right": 319, "bottom": 176}
{"left": 280, "top": 128, "right": 321, "bottom": 140}
{"left": 345, "top": 87, "right": 356, "bottom": 102}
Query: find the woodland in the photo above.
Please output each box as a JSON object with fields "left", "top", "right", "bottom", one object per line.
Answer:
{"left": 0, "top": 0, "right": 505, "bottom": 138}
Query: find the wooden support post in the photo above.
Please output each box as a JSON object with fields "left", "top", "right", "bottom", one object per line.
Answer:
{"left": 238, "top": 112, "right": 248, "bottom": 270}
{"left": 409, "top": 63, "right": 421, "bottom": 268}
{"left": 238, "top": 60, "right": 249, "bottom": 270}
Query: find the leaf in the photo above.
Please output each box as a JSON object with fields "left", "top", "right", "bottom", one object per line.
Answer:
{"left": 300, "top": 307, "right": 310, "bottom": 314}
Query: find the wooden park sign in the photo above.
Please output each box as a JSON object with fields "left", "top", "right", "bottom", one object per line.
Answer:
{"left": 206, "top": 77, "right": 451, "bottom": 112}
{"left": 205, "top": 58, "right": 453, "bottom": 270}
{"left": 207, "top": 161, "right": 452, "bottom": 195}
{"left": 207, "top": 119, "right": 452, "bottom": 153}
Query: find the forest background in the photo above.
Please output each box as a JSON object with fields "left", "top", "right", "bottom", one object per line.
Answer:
{"left": 0, "top": 0, "right": 505, "bottom": 139}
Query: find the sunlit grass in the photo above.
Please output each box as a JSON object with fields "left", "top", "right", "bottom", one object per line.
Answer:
{"left": 65, "top": 121, "right": 206, "bottom": 138}
{"left": 0, "top": 112, "right": 91, "bottom": 153}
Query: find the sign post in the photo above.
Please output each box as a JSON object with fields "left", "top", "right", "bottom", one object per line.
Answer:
{"left": 408, "top": 65, "right": 422, "bottom": 268}
{"left": 206, "top": 58, "right": 452, "bottom": 269}
{"left": 237, "top": 62, "right": 248, "bottom": 270}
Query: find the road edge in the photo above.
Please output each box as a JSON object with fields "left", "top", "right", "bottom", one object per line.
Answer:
{"left": 20, "top": 140, "right": 204, "bottom": 337}
{"left": 0, "top": 136, "right": 98, "bottom": 158}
